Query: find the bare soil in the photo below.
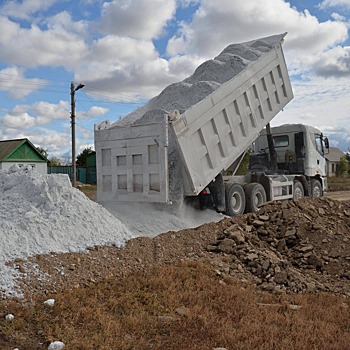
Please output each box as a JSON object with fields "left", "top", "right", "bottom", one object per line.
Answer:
{"left": 325, "top": 190, "right": 350, "bottom": 201}
{"left": 2, "top": 183, "right": 350, "bottom": 349}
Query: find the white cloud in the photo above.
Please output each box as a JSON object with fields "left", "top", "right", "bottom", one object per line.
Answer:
{"left": 46, "top": 11, "right": 89, "bottom": 38}
{"left": 78, "top": 106, "right": 109, "bottom": 119}
{"left": 177, "top": 0, "right": 200, "bottom": 7}
{"left": 318, "top": 0, "right": 350, "bottom": 10}
{"left": 2, "top": 112, "right": 46, "bottom": 129}
{"left": 272, "top": 75, "right": 350, "bottom": 151}
{"left": 0, "top": 15, "right": 88, "bottom": 69}
{"left": 166, "top": 0, "right": 349, "bottom": 78}
{"left": 331, "top": 12, "right": 347, "bottom": 21}
{"left": 1, "top": 101, "right": 107, "bottom": 130}
{"left": 0, "top": 0, "right": 58, "bottom": 20}
{"left": 313, "top": 46, "right": 350, "bottom": 76}
{"left": 32, "top": 100, "right": 70, "bottom": 120}
{"left": 0, "top": 67, "right": 47, "bottom": 99}
{"left": 99, "top": 0, "right": 176, "bottom": 40}
{"left": 75, "top": 35, "right": 196, "bottom": 101}
{"left": 18, "top": 128, "right": 72, "bottom": 157}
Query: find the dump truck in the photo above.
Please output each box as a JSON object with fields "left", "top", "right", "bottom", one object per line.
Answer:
{"left": 94, "top": 33, "right": 329, "bottom": 216}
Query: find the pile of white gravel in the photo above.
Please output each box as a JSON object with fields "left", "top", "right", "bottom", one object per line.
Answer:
{"left": 0, "top": 165, "right": 133, "bottom": 296}
{"left": 0, "top": 165, "right": 222, "bottom": 297}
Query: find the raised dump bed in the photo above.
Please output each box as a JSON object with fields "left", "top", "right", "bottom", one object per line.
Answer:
{"left": 94, "top": 33, "right": 293, "bottom": 203}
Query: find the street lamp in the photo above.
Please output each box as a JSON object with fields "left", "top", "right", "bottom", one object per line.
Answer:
{"left": 70, "top": 82, "right": 85, "bottom": 187}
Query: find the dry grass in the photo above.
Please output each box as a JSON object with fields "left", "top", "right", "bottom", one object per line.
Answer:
{"left": 328, "top": 177, "right": 350, "bottom": 191}
{"left": 77, "top": 184, "right": 97, "bottom": 201}
{"left": 1, "top": 261, "right": 350, "bottom": 350}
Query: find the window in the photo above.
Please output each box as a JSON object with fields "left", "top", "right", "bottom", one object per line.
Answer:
{"left": 273, "top": 135, "right": 289, "bottom": 147}
{"left": 314, "top": 133, "right": 323, "bottom": 155}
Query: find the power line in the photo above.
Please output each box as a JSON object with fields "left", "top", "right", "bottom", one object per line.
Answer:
{"left": 0, "top": 71, "right": 150, "bottom": 105}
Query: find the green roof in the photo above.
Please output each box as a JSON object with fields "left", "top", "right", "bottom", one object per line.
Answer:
{"left": 0, "top": 138, "right": 48, "bottom": 163}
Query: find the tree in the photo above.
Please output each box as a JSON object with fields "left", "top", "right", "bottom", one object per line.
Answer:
{"left": 76, "top": 147, "right": 94, "bottom": 166}
{"left": 36, "top": 146, "right": 48, "bottom": 158}
{"left": 48, "top": 157, "right": 61, "bottom": 166}
{"left": 235, "top": 148, "right": 253, "bottom": 175}
{"left": 347, "top": 152, "right": 350, "bottom": 175}
{"left": 336, "top": 156, "right": 349, "bottom": 177}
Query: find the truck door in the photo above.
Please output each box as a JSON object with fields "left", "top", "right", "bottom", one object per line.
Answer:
{"left": 294, "top": 131, "right": 305, "bottom": 173}
{"left": 314, "top": 133, "right": 327, "bottom": 176}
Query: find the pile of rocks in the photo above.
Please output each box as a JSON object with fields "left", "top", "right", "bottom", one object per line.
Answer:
{"left": 208, "top": 197, "right": 350, "bottom": 295}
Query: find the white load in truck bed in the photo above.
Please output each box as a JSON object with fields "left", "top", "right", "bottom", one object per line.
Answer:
{"left": 170, "top": 34, "right": 293, "bottom": 196}
{"left": 95, "top": 33, "right": 293, "bottom": 203}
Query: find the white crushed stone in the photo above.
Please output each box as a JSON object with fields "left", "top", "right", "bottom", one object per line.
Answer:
{"left": 110, "top": 34, "right": 284, "bottom": 128}
{"left": 0, "top": 165, "right": 133, "bottom": 296}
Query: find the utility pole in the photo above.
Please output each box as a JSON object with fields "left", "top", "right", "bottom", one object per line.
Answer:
{"left": 70, "top": 82, "right": 85, "bottom": 187}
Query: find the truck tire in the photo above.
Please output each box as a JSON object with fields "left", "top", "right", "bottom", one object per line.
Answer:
{"left": 244, "top": 183, "right": 266, "bottom": 213}
{"left": 311, "top": 179, "right": 323, "bottom": 198}
{"left": 225, "top": 183, "right": 246, "bottom": 217}
{"left": 293, "top": 180, "right": 304, "bottom": 201}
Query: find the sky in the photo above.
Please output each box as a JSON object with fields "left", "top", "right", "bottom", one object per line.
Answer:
{"left": 0, "top": 0, "right": 349, "bottom": 162}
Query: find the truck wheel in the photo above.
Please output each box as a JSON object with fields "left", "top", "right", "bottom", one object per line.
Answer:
{"left": 293, "top": 180, "right": 304, "bottom": 201}
{"left": 311, "top": 179, "right": 323, "bottom": 198}
{"left": 244, "top": 183, "right": 266, "bottom": 213}
{"left": 225, "top": 184, "right": 246, "bottom": 217}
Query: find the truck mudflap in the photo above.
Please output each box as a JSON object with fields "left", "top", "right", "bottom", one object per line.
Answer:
{"left": 170, "top": 34, "right": 293, "bottom": 196}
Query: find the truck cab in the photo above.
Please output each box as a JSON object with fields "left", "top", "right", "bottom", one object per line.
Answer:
{"left": 251, "top": 124, "right": 329, "bottom": 194}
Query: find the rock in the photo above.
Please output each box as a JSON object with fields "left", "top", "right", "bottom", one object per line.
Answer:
{"left": 246, "top": 253, "right": 259, "bottom": 261}
{"left": 262, "top": 259, "right": 271, "bottom": 271}
{"left": 285, "top": 228, "right": 296, "bottom": 237}
{"left": 5, "top": 314, "right": 14, "bottom": 321}
{"left": 228, "top": 230, "right": 245, "bottom": 245}
{"left": 299, "top": 245, "right": 313, "bottom": 253}
{"left": 224, "top": 224, "right": 240, "bottom": 234}
{"left": 307, "top": 255, "right": 323, "bottom": 269}
{"left": 217, "top": 239, "right": 235, "bottom": 254}
{"left": 207, "top": 244, "right": 218, "bottom": 252}
{"left": 44, "top": 299, "right": 55, "bottom": 307}
{"left": 253, "top": 220, "right": 265, "bottom": 227}
{"left": 48, "top": 341, "right": 65, "bottom": 350}
{"left": 274, "top": 272, "right": 288, "bottom": 285}
{"left": 282, "top": 209, "right": 293, "bottom": 219}
{"left": 277, "top": 239, "right": 286, "bottom": 252}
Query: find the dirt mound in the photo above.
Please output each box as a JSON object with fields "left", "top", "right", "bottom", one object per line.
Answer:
{"left": 9, "top": 197, "right": 350, "bottom": 299}
{"left": 209, "top": 197, "right": 350, "bottom": 295}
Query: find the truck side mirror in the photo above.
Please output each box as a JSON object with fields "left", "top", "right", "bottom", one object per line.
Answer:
{"left": 324, "top": 137, "right": 329, "bottom": 149}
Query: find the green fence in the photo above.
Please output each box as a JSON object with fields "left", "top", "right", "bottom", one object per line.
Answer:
{"left": 48, "top": 166, "right": 96, "bottom": 184}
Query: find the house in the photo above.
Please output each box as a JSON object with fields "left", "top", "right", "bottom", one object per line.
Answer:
{"left": 86, "top": 151, "right": 96, "bottom": 167}
{"left": 0, "top": 138, "right": 48, "bottom": 174}
{"left": 325, "top": 147, "right": 345, "bottom": 177}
